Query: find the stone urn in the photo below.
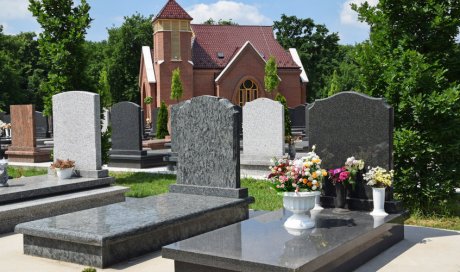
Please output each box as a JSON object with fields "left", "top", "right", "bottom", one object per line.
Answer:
{"left": 56, "top": 168, "right": 74, "bottom": 180}
{"left": 283, "top": 191, "right": 320, "bottom": 231}
{"left": 370, "top": 187, "right": 388, "bottom": 216}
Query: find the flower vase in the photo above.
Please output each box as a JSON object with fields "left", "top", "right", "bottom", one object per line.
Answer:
{"left": 283, "top": 191, "right": 320, "bottom": 232}
{"left": 288, "top": 143, "right": 296, "bottom": 160}
{"left": 370, "top": 187, "right": 388, "bottom": 216}
{"left": 334, "top": 183, "right": 349, "bottom": 213}
{"left": 56, "top": 168, "right": 73, "bottom": 180}
{"left": 5, "top": 128, "right": 11, "bottom": 138}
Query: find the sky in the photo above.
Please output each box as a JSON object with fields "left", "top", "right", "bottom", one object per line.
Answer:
{"left": 0, "top": 0, "right": 378, "bottom": 45}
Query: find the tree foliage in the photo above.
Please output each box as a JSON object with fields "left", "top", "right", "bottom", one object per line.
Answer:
{"left": 264, "top": 56, "right": 280, "bottom": 93}
{"left": 352, "top": 0, "right": 460, "bottom": 215}
{"left": 203, "top": 18, "right": 238, "bottom": 25}
{"left": 29, "top": 0, "right": 92, "bottom": 115}
{"left": 273, "top": 15, "right": 340, "bottom": 101}
{"left": 156, "top": 101, "right": 169, "bottom": 139}
{"left": 105, "top": 13, "right": 152, "bottom": 104}
{"left": 275, "top": 93, "right": 292, "bottom": 138}
{"left": 170, "top": 68, "right": 183, "bottom": 102}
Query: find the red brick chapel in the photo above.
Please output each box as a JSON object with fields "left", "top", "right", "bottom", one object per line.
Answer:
{"left": 139, "top": 0, "right": 308, "bottom": 120}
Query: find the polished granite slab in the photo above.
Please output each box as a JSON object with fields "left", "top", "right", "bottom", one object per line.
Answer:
{"left": 162, "top": 209, "right": 406, "bottom": 272}
{"left": 16, "top": 193, "right": 253, "bottom": 268}
{"left": 0, "top": 175, "right": 114, "bottom": 205}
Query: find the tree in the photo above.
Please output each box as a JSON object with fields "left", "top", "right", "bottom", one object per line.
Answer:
{"left": 275, "top": 93, "right": 292, "bottom": 138}
{"left": 352, "top": 0, "right": 460, "bottom": 215}
{"left": 264, "top": 56, "right": 280, "bottom": 95}
{"left": 105, "top": 13, "right": 152, "bottom": 104}
{"left": 29, "top": 0, "right": 92, "bottom": 115}
{"left": 97, "top": 68, "right": 112, "bottom": 109}
{"left": 203, "top": 18, "right": 238, "bottom": 25}
{"left": 170, "top": 68, "right": 183, "bottom": 103}
{"left": 156, "top": 101, "right": 169, "bottom": 139}
{"left": 323, "top": 45, "right": 359, "bottom": 96}
{"left": 273, "top": 15, "right": 340, "bottom": 101}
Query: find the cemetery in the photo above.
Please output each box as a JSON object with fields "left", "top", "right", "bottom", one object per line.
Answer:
{"left": 0, "top": 0, "right": 459, "bottom": 271}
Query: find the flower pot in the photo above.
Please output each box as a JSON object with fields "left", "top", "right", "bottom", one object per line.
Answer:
{"left": 56, "top": 168, "right": 73, "bottom": 180}
{"left": 334, "top": 183, "right": 347, "bottom": 208}
{"left": 5, "top": 128, "right": 11, "bottom": 138}
{"left": 370, "top": 187, "right": 388, "bottom": 216}
{"left": 283, "top": 191, "right": 320, "bottom": 231}
{"left": 288, "top": 143, "right": 296, "bottom": 160}
{"left": 312, "top": 193, "right": 323, "bottom": 211}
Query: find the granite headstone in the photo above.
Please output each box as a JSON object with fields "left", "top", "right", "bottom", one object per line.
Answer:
{"left": 289, "top": 105, "right": 306, "bottom": 128}
{"left": 169, "top": 96, "right": 247, "bottom": 198}
{"left": 0, "top": 158, "right": 8, "bottom": 187}
{"left": 53, "top": 91, "right": 106, "bottom": 178}
{"left": 242, "top": 98, "right": 284, "bottom": 157}
{"left": 34, "top": 111, "right": 48, "bottom": 138}
{"left": 111, "top": 102, "right": 142, "bottom": 152}
{"left": 309, "top": 91, "right": 393, "bottom": 170}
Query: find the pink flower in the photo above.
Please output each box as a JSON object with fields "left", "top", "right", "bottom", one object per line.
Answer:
{"left": 339, "top": 171, "right": 350, "bottom": 182}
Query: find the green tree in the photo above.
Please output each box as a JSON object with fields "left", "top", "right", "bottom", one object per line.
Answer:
{"left": 29, "top": 0, "right": 92, "bottom": 116}
{"left": 170, "top": 68, "right": 183, "bottom": 103}
{"left": 264, "top": 56, "right": 280, "bottom": 95}
{"left": 323, "top": 45, "right": 359, "bottom": 96}
{"left": 203, "top": 18, "right": 238, "bottom": 25}
{"left": 275, "top": 93, "right": 292, "bottom": 138}
{"left": 352, "top": 0, "right": 460, "bottom": 215}
{"left": 105, "top": 13, "right": 152, "bottom": 104}
{"left": 273, "top": 15, "right": 340, "bottom": 101}
{"left": 82, "top": 40, "right": 107, "bottom": 94}
{"left": 156, "top": 101, "right": 169, "bottom": 139}
{"left": 97, "top": 68, "right": 112, "bottom": 109}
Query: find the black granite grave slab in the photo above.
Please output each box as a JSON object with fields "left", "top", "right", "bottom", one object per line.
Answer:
{"left": 163, "top": 209, "right": 406, "bottom": 272}
{"left": 15, "top": 193, "right": 253, "bottom": 268}
{"left": 0, "top": 175, "right": 114, "bottom": 205}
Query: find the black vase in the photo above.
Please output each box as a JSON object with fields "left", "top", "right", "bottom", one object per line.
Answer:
{"left": 334, "top": 183, "right": 347, "bottom": 209}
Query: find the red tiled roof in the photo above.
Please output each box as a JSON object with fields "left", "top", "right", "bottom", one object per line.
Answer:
{"left": 190, "top": 24, "right": 299, "bottom": 69}
{"left": 153, "top": 0, "right": 192, "bottom": 21}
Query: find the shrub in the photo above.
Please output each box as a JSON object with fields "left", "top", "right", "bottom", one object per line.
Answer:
{"left": 156, "top": 101, "right": 169, "bottom": 139}
{"left": 275, "top": 93, "right": 292, "bottom": 138}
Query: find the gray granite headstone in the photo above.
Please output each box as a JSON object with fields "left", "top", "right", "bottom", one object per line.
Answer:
{"left": 34, "top": 111, "right": 48, "bottom": 138}
{"left": 309, "top": 91, "right": 393, "bottom": 170}
{"left": 53, "top": 91, "right": 107, "bottom": 178}
{"left": 169, "top": 96, "right": 247, "bottom": 198}
{"left": 0, "top": 158, "right": 8, "bottom": 187}
{"left": 242, "top": 98, "right": 284, "bottom": 157}
{"left": 289, "top": 105, "right": 306, "bottom": 128}
{"left": 305, "top": 103, "right": 309, "bottom": 140}
{"left": 170, "top": 101, "right": 185, "bottom": 153}
{"left": 111, "top": 102, "right": 142, "bottom": 152}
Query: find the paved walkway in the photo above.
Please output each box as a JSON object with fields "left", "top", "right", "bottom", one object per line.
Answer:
{"left": 1, "top": 226, "right": 459, "bottom": 272}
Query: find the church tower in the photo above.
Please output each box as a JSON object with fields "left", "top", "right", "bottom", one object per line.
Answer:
{"left": 152, "top": 0, "right": 194, "bottom": 106}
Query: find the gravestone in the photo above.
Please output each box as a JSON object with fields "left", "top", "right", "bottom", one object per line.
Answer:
{"left": 169, "top": 96, "right": 247, "bottom": 198}
{"left": 5, "top": 105, "right": 51, "bottom": 162}
{"left": 0, "top": 158, "right": 8, "bottom": 187}
{"left": 309, "top": 91, "right": 400, "bottom": 212}
{"left": 305, "top": 103, "right": 310, "bottom": 140}
{"left": 34, "top": 111, "right": 48, "bottom": 138}
{"left": 242, "top": 98, "right": 284, "bottom": 157}
{"left": 53, "top": 91, "right": 107, "bottom": 178}
{"left": 108, "top": 102, "right": 167, "bottom": 168}
{"left": 289, "top": 105, "right": 306, "bottom": 129}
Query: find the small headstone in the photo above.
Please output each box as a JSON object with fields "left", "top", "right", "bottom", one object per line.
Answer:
{"left": 289, "top": 105, "right": 306, "bottom": 128}
{"left": 111, "top": 102, "right": 142, "bottom": 151}
{"left": 309, "top": 91, "right": 393, "bottom": 170}
{"left": 53, "top": 91, "right": 106, "bottom": 178}
{"left": 169, "top": 96, "right": 247, "bottom": 198}
{"left": 242, "top": 98, "right": 284, "bottom": 157}
{"left": 34, "top": 111, "right": 48, "bottom": 138}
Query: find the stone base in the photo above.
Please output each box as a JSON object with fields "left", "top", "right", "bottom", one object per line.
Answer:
{"left": 5, "top": 148, "right": 51, "bottom": 163}
{"left": 15, "top": 193, "right": 253, "bottom": 268}
{"left": 163, "top": 209, "right": 407, "bottom": 272}
{"left": 142, "top": 139, "right": 170, "bottom": 150}
{"left": 108, "top": 150, "right": 169, "bottom": 169}
{"left": 320, "top": 196, "right": 404, "bottom": 214}
{"left": 169, "top": 184, "right": 250, "bottom": 199}
{"left": 75, "top": 169, "right": 109, "bottom": 179}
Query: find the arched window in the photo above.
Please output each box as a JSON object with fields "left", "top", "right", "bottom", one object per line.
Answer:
{"left": 238, "top": 79, "right": 258, "bottom": 106}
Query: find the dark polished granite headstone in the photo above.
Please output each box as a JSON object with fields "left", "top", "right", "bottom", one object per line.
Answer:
{"left": 16, "top": 194, "right": 252, "bottom": 268}
{"left": 109, "top": 102, "right": 168, "bottom": 168}
{"left": 289, "top": 104, "right": 306, "bottom": 129}
{"left": 163, "top": 209, "right": 406, "bottom": 272}
{"left": 34, "top": 111, "right": 48, "bottom": 138}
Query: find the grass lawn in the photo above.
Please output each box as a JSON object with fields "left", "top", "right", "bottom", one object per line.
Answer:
{"left": 7, "top": 167, "right": 460, "bottom": 231}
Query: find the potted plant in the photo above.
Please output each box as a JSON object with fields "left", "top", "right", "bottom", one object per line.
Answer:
{"left": 50, "top": 159, "right": 75, "bottom": 180}
{"left": 268, "top": 145, "right": 327, "bottom": 231}
{"left": 363, "top": 166, "right": 393, "bottom": 216}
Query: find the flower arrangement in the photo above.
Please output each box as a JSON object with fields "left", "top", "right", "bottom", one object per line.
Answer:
{"left": 0, "top": 123, "right": 11, "bottom": 129}
{"left": 50, "top": 159, "right": 75, "bottom": 169}
{"left": 363, "top": 166, "right": 393, "bottom": 188}
{"left": 268, "top": 145, "right": 328, "bottom": 193}
{"left": 328, "top": 156, "right": 365, "bottom": 188}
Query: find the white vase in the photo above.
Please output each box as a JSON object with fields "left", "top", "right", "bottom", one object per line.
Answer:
{"left": 312, "top": 193, "right": 324, "bottom": 210}
{"left": 5, "top": 129, "right": 11, "bottom": 137}
{"left": 56, "top": 168, "right": 73, "bottom": 180}
{"left": 370, "top": 187, "right": 388, "bottom": 216}
{"left": 283, "top": 191, "right": 320, "bottom": 231}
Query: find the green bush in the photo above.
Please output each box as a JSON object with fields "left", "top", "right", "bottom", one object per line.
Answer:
{"left": 274, "top": 93, "right": 292, "bottom": 138}
{"left": 81, "top": 268, "right": 97, "bottom": 272}
{"left": 156, "top": 101, "right": 169, "bottom": 139}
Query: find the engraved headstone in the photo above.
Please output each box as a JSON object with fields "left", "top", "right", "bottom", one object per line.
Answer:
{"left": 289, "top": 105, "right": 306, "bottom": 129}
{"left": 111, "top": 102, "right": 142, "bottom": 151}
{"left": 53, "top": 91, "right": 107, "bottom": 178}
{"left": 169, "top": 96, "right": 247, "bottom": 198}
{"left": 242, "top": 98, "right": 284, "bottom": 157}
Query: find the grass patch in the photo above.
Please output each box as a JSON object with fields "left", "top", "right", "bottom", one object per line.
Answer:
{"left": 7, "top": 166, "right": 47, "bottom": 178}
{"left": 111, "top": 172, "right": 176, "bottom": 198}
{"left": 242, "top": 177, "right": 282, "bottom": 211}
{"left": 406, "top": 214, "right": 460, "bottom": 231}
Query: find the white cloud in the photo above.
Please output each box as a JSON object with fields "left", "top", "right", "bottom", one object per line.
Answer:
{"left": 340, "top": 0, "right": 378, "bottom": 28}
{"left": 0, "top": 0, "right": 32, "bottom": 20}
{"left": 187, "top": 1, "right": 271, "bottom": 25}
